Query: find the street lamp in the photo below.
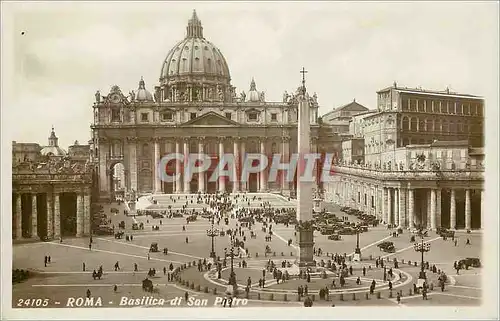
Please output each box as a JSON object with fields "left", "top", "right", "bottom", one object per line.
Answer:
{"left": 228, "top": 233, "right": 237, "bottom": 286}
{"left": 206, "top": 214, "right": 219, "bottom": 259}
{"left": 413, "top": 238, "right": 431, "bottom": 281}
{"left": 353, "top": 226, "right": 362, "bottom": 261}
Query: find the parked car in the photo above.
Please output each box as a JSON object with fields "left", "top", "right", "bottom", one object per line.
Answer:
{"left": 377, "top": 241, "right": 396, "bottom": 253}
{"left": 150, "top": 243, "right": 159, "bottom": 252}
{"left": 458, "top": 258, "right": 481, "bottom": 268}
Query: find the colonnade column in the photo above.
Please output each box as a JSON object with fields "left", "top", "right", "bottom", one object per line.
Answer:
{"left": 450, "top": 189, "right": 456, "bottom": 230}
{"left": 198, "top": 138, "right": 206, "bottom": 193}
{"left": 465, "top": 189, "right": 471, "bottom": 230}
{"left": 430, "top": 189, "right": 436, "bottom": 230}
{"left": 408, "top": 189, "right": 415, "bottom": 230}
{"left": 218, "top": 137, "right": 226, "bottom": 192}
{"left": 175, "top": 140, "right": 182, "bottom": 193}
{"left": 426, "top": 190, "right": 431, "bottom": 228}
{"left": 15, "top": 194, "right": 22, "bottom": 239}
{"left": 387, "top": 188, "right": 393, "bottom": 226}
{"left": 154, "top": 138, "right": 161, "bottom": 193}
{"left": 259, "top": 139, "right": 267, "bottom": 192}
{"left": 381, "top": 188, "right": 387, "bottom": 224}
{"left": 31, "top": 194, "right": 38, "bottom": 239}
{"left": 183, "top": 138, "right": 191, "bottom": 193}
{"left": 84, "top": 193, "right": 91, "bottom": 235}
{"left": 480, "top": 190, "right": 484, "bottom": 229}
{"left": 398, "top": 188, "right": 406, "bottom": 228}
{"left": 54, "top": 193, "right": 60, "bottom": 238}
{"left": 233, "top": 138, "right": 240, "bottom": 193}
{"left": 436, "top": 189, "right": 442, "bottom": 229}
{"left": 240, "top": 141, "right": 247, "bottom": 192}
{"left": 46, "top": 193, "right": 53, "bottom": 239}
{"left": 76, "top": 193, "right": 84, "bottom": 237}
{"left": 393, "top": 188, "right": 399, "bottom": 226}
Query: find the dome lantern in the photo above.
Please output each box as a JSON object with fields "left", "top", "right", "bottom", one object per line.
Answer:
{"left": 186, "top": 9, "right": 203, "bottom": 39}
{"left": 135, "top": 76, "right": 154, "bottom": 102}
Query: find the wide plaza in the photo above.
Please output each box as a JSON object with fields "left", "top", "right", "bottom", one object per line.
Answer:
{"left": 12, "top": 193, "right": 482, "bottom": 308}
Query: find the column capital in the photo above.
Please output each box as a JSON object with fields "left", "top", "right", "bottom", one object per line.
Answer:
{"left": 217, "top": 136, "right": 226, "bottom": 142}
{"left": 281, "top": 136, "right": 290, "bottom": 142}
{"left": 153, "top": 137, "right": 162, "bottom": 143}
{"left": 198, "top": 136, "right": 206, "bottom": 142}
{"left": 126, "top": 136, "right": 138, "bottom": 143}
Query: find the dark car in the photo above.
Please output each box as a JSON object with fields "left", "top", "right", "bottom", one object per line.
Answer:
{"left": 95, "top": 225, "right": 114, "bottom": 235}
{"left": 459, "top": 258, "right": 481, "bottom": 268}
{"left": 150, "top": 243, "right": 159, "bottom": 252}
{"left": 438, "top": 228, "right": 455, "bottom": 238}
{"left": 377, "top": 241, "right": 395, "bottom": 252}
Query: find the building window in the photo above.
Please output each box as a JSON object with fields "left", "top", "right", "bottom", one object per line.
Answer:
{"left": 190, "top": 112, "right": 197, "bottom": 120}
{"left": 417, "top": 100, "right": 424, "bottom": 112}
{"left": 478, "top": 105, "right": 483, "bottom": 116}
{"left": 161, "top": 112, "right": 173, "bottom": 121}
{"left": 248, "top": 112, "right": 258, "bottom": 121}
{"left": 271, "top": 113, "right": 277, "bottom": 121}
{"left": 364, "top": 194, "right": 367, "bottom": 206}
{"left": 426, "top": 119, "right": 434, "bottom": 131}
{"left": 141, "top": 113, "right": 149, "bottom": 122}
{"left": 111, "top": 108, "right": 121, "bottom": 122}
{"left": 358, "top": 192, "right": 360, "bottom": 203}
{"left": 225, "top": 112, "right": 232, "bottom": 120}
{"left": 371, "top": 196, "right": 375, "bottom": 208}
{"left": 426, "top": 100, "right": 433, "bottom": 113}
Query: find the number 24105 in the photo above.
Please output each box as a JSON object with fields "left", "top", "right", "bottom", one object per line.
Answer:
{"left": 17, "top": 299, "right": 49, "bottom": 307}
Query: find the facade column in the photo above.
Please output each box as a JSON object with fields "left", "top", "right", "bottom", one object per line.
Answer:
{"left": 15, "top": 193, "right": 22, "bottom": 239}
{"left": 233, "top": 138, "right": 240, "bottom": 193}
{"left": 31, "top": 194, "right": 38, "bottom": 239}
{"left": 240, "top": 140, "right": 247, "bottom": 192}
{"left": 259, "top": 139, "right": 267, "bottom": 192}
{"left": 430, "top": 189, "right": 436, "bottom": 230}
{"left": 175, "top": 140, "right": 182, "bottom": 193}
{"left": 46, "top": 193, "right": 53, "bottom": 239}
{"left": 408, "top": 189, "right": 415, "bottom": 229}
{"left": 436, "top": 189, "right": 442, "bottom": 229}
{"left": 154, "top": 138, "right": 161, "bottom": 193}
{"left": 281, "top": 137, "right": 290, "bottom": 193}
{"left": 198, "top": 138, "right": 206, "bottom": 193}
{"left": 76, "top": 193, "right": 84, "bottom": 237}
{"left": 84, "top": 193, "right": 91, "bottom": 235}
{"left": 393, "top": 188, "right": 399, "bottom": 226}
{"left": 183, "top": 138, "right": 191, "bottom": 193}
{"left": 128, "top": 138, "right": 138, "bottom": 193}
{"left": 450, "top": 189, "right": 456, "bottom": 230}
{"left": 398, "top": 188, "right": 406, "bottom": 228}
{"left": 54, "top": 193, "right": 60, "bottom": 238}
{"left": 465, "top": 189, "right": 471, "bottom": 230}
{"left": 426, "top": 190, "right": 431, "bottom": 228}
{"left": 218, "top": 137, "right": 226, "bottom": 192}
{"left": 387, "top": 188, "right": 393, "bottom": 225}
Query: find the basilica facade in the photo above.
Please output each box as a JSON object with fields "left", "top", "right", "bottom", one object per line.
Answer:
{"left": 92, "top": 11, "right": 329, "bottom": 201}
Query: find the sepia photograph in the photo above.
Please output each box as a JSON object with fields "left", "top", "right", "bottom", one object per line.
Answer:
{"left": 1, "top": 1, "right": 498, "bottom": 320}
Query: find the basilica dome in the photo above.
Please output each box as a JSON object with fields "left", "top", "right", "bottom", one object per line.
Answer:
{"left": 40, "top": 127, "right": 67, "bottom": 157}
{"left": 159, "top": 10, "right": 231, "bottom": 84}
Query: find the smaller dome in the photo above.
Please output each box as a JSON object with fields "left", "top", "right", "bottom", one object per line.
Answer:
{"left": 135, "top": 77, "right": 154, "bottom": 102}
{"left": 41, "top": 146, "right": 67, "bottom": 157}
{"left": 247, "top": 78, "right": 260, "bottom": 102}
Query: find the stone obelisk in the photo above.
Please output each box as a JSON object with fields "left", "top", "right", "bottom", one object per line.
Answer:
{"left": 296, "top": 68, "right": 315, "bottom": 269}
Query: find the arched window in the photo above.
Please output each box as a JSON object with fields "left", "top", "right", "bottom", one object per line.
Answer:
{"left": 271, "top": 142, "right": 278, "bottom": 154}
{"left": 426, "top": 119, "right": 434, "bottom": 131}
{"left": 402, "top": 117, "right": 409, "bottom": 130}
{"left": 419, "top": 119, "right": 425, "bottom": 131}
{"left": 442, "top": 120, "right": 449, "bottom": 132}
{"left": 142, "top": 143, "right": 149, "bottom": 156}
{"left": 449, "top": 121, "right": 456, "bottom": 133}
{"left": 435, "top": 119, "right": 441, "bottom": 132}
{"left": 410, "top": 118, "right": 418, "bottom": 131}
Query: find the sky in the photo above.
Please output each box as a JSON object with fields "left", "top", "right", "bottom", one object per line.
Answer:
{"left": 1, "top": 1, "right": 498, "bottom": 149}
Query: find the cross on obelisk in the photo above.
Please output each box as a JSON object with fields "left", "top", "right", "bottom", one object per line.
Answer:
{"left": 300, "top": 67, "right": 308, "bottom": 94}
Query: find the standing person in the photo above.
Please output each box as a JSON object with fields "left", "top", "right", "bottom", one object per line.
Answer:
{"left": 86, "top": 289, "right": 91, "bottom": 298}
{"left": 48, "top": 256, "right": 51, "bottom": 263}
{"left": 44, "top": 256, "right": 47, "bottom": 267}
{"left": 83, "top": 262, "right": 86, "bottom": 271}
{"left": 396, "top": 291, "right": 401, "bottom": 304}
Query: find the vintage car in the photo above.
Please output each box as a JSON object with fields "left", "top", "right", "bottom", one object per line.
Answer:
{"left": 437, "top": 227, "right": 455, "bottom": 238}
{"left": 377, "top": 241, "right": 395, "bottom": 253}
{"left": 150, "top": 243, "right": 159, "bottom": 252}
{"left": 328, "top": 233, "right": 341, "bottom": 241}
{"left": 187, "top": 215, "right": 197, "bottom": 222}
{"left": 94, "top": 225, "right": 114, "bottom": 235}
{"left": 458, "top": 258, "right": 481, "bottom": 269}
{"left": 118, "top": 221, "right": 125, "bottom": 229}
{"left": 114, "top": 231, "right": 124, "bottom": 239}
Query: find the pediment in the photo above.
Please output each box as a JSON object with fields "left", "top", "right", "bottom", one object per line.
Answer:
{"left": 181, "top": 111, "right": 240, "bottom": 126}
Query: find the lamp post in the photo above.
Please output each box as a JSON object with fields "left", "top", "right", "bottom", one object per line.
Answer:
{"left": 413, "top": 238, "right": 431, "bottom": 280}
{"left": 228, "top": 233, "right": 236, "bottom": 286}
{"left": 353, "top": 226, "right": 361, "bottom": 261}
{"left": 206, "top": 214, "right": 219, "bottom": 259}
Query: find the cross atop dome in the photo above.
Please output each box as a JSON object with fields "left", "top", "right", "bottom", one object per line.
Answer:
{"left": 48, "top": 126, "right": 59, "bottom": 147}
{"left": 186, "top": 9, "right": 203, "bottom": 39}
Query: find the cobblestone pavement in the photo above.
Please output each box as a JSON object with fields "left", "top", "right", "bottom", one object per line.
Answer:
{"left": 12, "top": 198, "right": 482, "bottom": 308}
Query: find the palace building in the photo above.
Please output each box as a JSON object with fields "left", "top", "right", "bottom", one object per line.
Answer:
{"left": 12, "top": 128, "right": 93, "bottom": 240}
{"left": 92, "top": 10, "right": 332, "bottom": 201}
{"left": 324, "top": 84, "right": 485, "bottom": 230}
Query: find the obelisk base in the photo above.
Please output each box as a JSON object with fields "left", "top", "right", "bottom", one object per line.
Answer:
{"left": 296, "top": 227, "right": 315, "bottom": 270}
